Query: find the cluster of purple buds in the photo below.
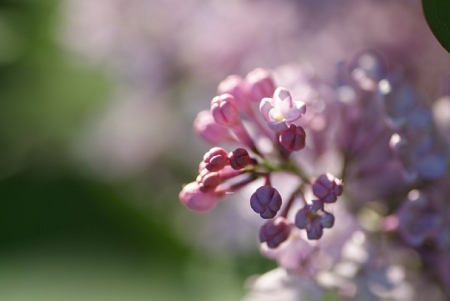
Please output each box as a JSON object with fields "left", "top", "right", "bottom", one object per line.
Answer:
{"left": 179, "top": 67, "right": 343, "bottom": 250}
{"left": 294, "top": 174, "right": 343, "bottom": 240}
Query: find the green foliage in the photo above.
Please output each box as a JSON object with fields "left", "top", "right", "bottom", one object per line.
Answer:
{"left": 423, "top": 0, "right": 450, "bottom": 53}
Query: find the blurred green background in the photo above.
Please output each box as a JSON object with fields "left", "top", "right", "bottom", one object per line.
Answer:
{"left": 0, "top": 1, "right": 274, "bottom": 300}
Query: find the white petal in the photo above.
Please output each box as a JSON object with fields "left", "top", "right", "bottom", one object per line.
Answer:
{"left": 260, "top": 98, "right": 275, "bottom": 122}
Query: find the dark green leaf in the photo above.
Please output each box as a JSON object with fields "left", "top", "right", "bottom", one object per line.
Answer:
{"left": 423, "top": 0, "right": 450, "bottom": 53}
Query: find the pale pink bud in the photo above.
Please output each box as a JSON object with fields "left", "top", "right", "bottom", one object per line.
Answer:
{"left": 245, "top": 68, "right": 276, "bottom": 103}
{"left": 217, "top": 75, "right": 251, "bottom": 111}
{"left": 279, "top": 124, "right": 306, "bottom": 151}
{"left": 228, "top": 148, "right": 253, "bottom": 170}
{"left": 312, "top": 173, "right": 343, "bottom": 203}
{"left": 203, "top": 147, "right": 229, "bottom": 172}
{"left": 259, "top": 217, "right": 292, "bottom": 249}
{"left": 211, "top": 94, "right": 240, "bottom": 126}
{"left": 194, "top": 110, "right": 234, "bottom": 144}
{"left": 250, "top": 186, "right": 282, "bottom": 219}
{"left": 179, "top": 182, "right": 219, "bottom": 212}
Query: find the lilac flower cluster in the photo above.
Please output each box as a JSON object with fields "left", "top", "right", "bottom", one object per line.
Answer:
{"left": 179, "top": 68, "right": 344, "bottom": 247}
{"left": 180, "top": 50, "right": 450, "bottom": 300}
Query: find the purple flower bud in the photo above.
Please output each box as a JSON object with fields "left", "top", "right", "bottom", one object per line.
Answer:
{"left": 203, "top": 147, "right": 229, "bottom": 172}
{"left": 259, "top": 217, "right": 292, "bottom": 249}
{"left": 211, "top": 94, "right": 240, "bottom": 126}
{"left": 250, "top": 186, "right": 282, "bottom": 219}
{"left": 279, "top": 124, "right": 306, "bottom": 151}
{"left": 245, "top": 68, "right": 276, "bottom": 103}
{"left": 179, "top": 182, "right": 220, "bottom": 212}
{"left": 228, "top": 148, "right": 252, "bottom": 170}
{"left": 194, "top": 110, "right": 234, "bottom": 144}
{"left": 312, "top": 173, "right": 343, "bottom": 203}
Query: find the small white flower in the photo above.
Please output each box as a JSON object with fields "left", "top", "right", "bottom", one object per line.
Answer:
{"left": 260, "top": 87, "right": 306, "bottom": 132}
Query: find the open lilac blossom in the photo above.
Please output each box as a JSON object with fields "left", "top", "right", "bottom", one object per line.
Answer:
{"left": 260, "top": 87, "right": 306, "bottom": 132}
{"left": 312, "top": 174, "right": 343, "bottom": 203}
{"left": 295, "top": 201, "right": 335, "bottom": 240}
{"left": 250, "top": 186, "right": 283, "bottom": 219}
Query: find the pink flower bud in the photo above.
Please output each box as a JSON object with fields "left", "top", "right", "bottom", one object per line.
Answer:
{"left": 250, "top": 186, "right": 282, "bottom": 219}
{"left": 259, "top": 217, "right": 292, "bottom": 249}
{"left": 194, "top": 110, "right": 234, "bottom": 144}
{"left": 217, "top": 75, "right": 251, "bottom": 111}
{"left": 279, "top": 124, "right": 306, "bottom": 151}
{"left": 245, "top": 68, "right": 276, "bottom": 103}
{"left": 203, "top": 147, "right": 229, "bottom": 172}
{"left": 179, "top": 182, "right": 219, "bottom": 212}
{"left": 196, "top": 169, "right": 221, "bottom": 192}
{"left": 211, "top": 94, "right": 240, "bottom": 126}
{"left": 312, "top": 173, "right": 343, "bottom": 203}
{"left": 228, "top": 148, "right": 253, "bottom": 170}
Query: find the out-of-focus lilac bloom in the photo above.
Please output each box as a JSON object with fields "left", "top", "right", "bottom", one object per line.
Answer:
{"left": 260, "top": 87, "right": 306, "bottom": 132}
{"left": 260, "top": 229, "right": 317, "bottom": 271}
{"left": 349, "top": 50, "right": 387, "bottom": 91}
{"left": 243, "top": 267, "right": 324, "bottom": 301}
{"left": 397, "top": 190, "right": 441, "bottom": 247}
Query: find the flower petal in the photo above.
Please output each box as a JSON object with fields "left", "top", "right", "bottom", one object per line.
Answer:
{"left": 260, "top": 97, "right": 274, "bottom": 122}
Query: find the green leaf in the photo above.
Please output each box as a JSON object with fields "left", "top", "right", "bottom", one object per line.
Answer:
{"left": 423, "top": 0, "right": 450, "bottom": 53}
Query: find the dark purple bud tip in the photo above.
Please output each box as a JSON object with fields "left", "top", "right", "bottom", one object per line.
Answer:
{"left": 312, "top": 173, "right": 343, "bottom": 203}
{"left": 250, "top": 186, "right": 282, "bottom": 219}
{"left": 203, "top": 147, "right": 229, "bottom": 172}
{"left": 259, "top": 217, "right": 292, "bottom": 249}
{"left": 279, "top": 125, "right": 306, "bottom": 151}
{"left": 229, "top": 148, "right": 252, "bottom": 170}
